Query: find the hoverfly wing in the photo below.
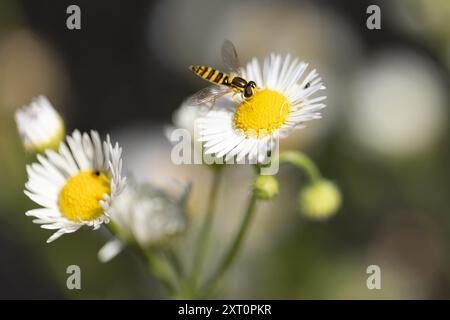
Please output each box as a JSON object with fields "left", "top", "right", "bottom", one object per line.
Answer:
{"left": 187, "top": 85, "right": 232, "bottom": 107}
{"left": 222, "top": 40, "right": 242, "bottom": 75}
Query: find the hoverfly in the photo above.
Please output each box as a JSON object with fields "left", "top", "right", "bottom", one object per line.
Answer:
{"left": 188, "top": 40, "right": 258, "bottom": 107}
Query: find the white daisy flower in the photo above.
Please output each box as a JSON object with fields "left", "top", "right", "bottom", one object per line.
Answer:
{"left": 15, "top": 96, "right": 65, "bottom": 153}
{"left": 165, "top": 102, "right": 208, "bottom": 146}
{"left": 24, "top": 130, "right": 127, "bottom": 243}
{"left": 172, "top": 103, "right": 209, "bottom": 135}
{"left": 98, "top": 181, "right": 190, "bottom": 262}
{"left": 197, "top": 54, "right": 327, "bottom": 163}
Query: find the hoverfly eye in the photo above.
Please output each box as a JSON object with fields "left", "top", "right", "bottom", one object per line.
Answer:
{"left": 244, "top": 85, "right": 253, "bottom": 98}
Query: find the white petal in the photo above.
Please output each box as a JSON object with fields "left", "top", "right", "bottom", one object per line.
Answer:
{"left": 98, "top": 239, "right": 124, "bottom": 263}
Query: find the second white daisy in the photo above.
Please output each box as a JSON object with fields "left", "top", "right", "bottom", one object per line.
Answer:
{"left": 197, "top": 54, "right": 327, "bottom": 163}
{"left": 24, "top": 130, "right": 127, "bottom": 243}
{"left": 98, "top": 181, "right": 190, "bottom": 262}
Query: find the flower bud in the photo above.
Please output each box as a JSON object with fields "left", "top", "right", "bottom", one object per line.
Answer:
{"left": 299, "top": 180, "right": 341, "bottom": 220}
{"left": 15, "top": 96, "right": 65, "bottom": 153}
{"left": 253, "top": 175, "right": 279, "bottom": 200}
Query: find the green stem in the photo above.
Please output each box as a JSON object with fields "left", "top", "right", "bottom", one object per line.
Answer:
{"left": 144, "top": 249, "right": 177, "bottom": 294}
{"left": 191, "top": 167, "right": 223, "bottom": 287}
{"left": 279, "top": 151, "right": 321, "bottom": 182}
{"left": 165, "top": 247, "right": 184, "bottom": 282}
{"left": 203, "top": 191, "right": 258, "bottom": 296}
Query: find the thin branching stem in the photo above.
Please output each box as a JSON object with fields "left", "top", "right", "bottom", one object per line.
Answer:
{"left": 191, "top": 167, "right": 224, "bottom": 288}
{"left": 203, "top": 187, "right": 258, "bottom": 296}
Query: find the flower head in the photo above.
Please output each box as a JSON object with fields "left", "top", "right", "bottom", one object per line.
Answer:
{"left": 172, "top": 103, "right": 209, "bottom": 135}
{"left": 15, "top": 96, "right": 65, "bottom": 153}
{"left": 197, "top": 54, "right": 326, "bottom": 163}
{"left": 98, "top": 181, "right": 190, "bottom": 262}
{"left": 24, "top": 130, "right": 126, "bottom": 242}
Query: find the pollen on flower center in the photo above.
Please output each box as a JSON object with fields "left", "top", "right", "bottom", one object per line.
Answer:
{"left": 59, "top": 170, "right": 111, "bottom": 222}
{"left": 234, "top": 89, "right": 290, "bottom": 136}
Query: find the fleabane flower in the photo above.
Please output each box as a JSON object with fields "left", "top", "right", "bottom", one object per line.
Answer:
{"left": 172, "top": 103, "right": 210, "bottom": 135}
{"left": 165, "top": 102, "right": 208, "bottom": 149}
{"left": 15, "top": 96, "right": 65, "bottom": 153}
{"left": 24, "top": 130, "right": 127, "bottom": 243}
{"left": 197, "top": 54, "right": 326, "bottom": 163}
{"left": 98, "top": 181, "right": 190, "bottom": 262}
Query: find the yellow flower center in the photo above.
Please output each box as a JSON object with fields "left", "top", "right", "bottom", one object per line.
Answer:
{"left": 59, "top": 170, "right": 111, "bottom": 222}
{"left": 234, "top": 89, "right": 290, "bottom": 137}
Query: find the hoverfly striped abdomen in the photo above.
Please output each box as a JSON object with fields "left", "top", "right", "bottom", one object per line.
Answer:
{"left": 189, "top": 65, "right": 227, "bottom": 85}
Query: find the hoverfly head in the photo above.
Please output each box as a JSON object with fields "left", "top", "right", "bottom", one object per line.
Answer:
{"left": 243, "top": 81, "right": 257, "bottom": 99}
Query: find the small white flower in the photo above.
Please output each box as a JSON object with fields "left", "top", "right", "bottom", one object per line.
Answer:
{"left": 15, "top": 96, "right": 65, "bottom": 153}
{"left": 24, "top": 130, "right": 127, "bottom": 243}
{"left": 197, "top": 54, "right": 326, "bottom": 163}
{"left": 172, "top": 103, "right": 209, "bottom": 135}
{"left": 98, "top": 181, "right": 190, "bottom": 262}
{"left": 165, "top": 102, "right": 208, "bottom": 147}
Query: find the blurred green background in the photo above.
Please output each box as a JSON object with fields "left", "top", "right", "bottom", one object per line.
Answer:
{"left": 0, "top": 0, "right": 449, "bottom": 299}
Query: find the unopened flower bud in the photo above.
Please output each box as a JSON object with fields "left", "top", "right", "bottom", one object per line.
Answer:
{"left": 299, "top": 180, "right": 341, "bottom": 220}
{"left": 253, "top": 175, "right": 279, "bottom": 200}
